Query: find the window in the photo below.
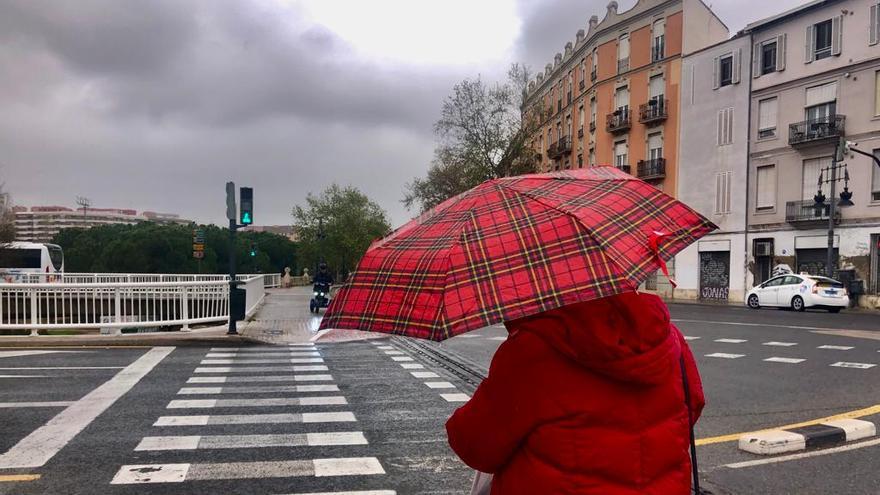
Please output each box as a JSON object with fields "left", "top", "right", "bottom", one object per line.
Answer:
{"left": 762, "top": 41, "right": 777, "bottom": 74}
{"left": 805, "top": 82, "right": 837, "bottom": 124}
{"left": 719, "top": 56, "right": 733, "bottom": 86}
{"left": 578, "top": 105, "right": 584, "bottom": 135}
{"left": 591, "top": 47, "right": 598, "bottom": 79}
{"left": 648, "top": 133, "right": 663, "bottom": 161}
{"left": 652, "top": 20, "right": 665, "bottom": 62}
{"left": 614, "top": 86, "right": 629, "bottom": 114}
{"left": 589, "top": 148, "right": 595, "bottom": 166}
{"left": 756, "top": 165, "right": 777, "bottom": 210}
{"left": 717, "top": 107, "right": 734, "bottom": 146}
{"left": 814, "top": 20, "right": 833, "bottom": 60}
{"left": 614, "top": 141, "right": 628, "bottom": 168}
{"left": 871, "top": 3, "right": 880, "bottom": 46}
{"left": 715, "top": 171, "right": 732, "bottom": 214}
{"left": 580, "top": 59, "right": 586, "bottom": 87}
{"left": 566, "top": 114, "right": 572, "bottom": 137}
{"left": 802, "top": 157, "right": 832, "bottom": 201}
{"left": 649, "top": 74, "right": 664, "bottom": 102}
{"left": 873, "top": 150, "right": 880, "bottom": 201}
{"left": 577, "top": 153, "right": 584, "bottom": 168}
{"left": 758, "top": 97, "right": 778, "bottom": 139}
{"left": 875, "top": 71, "right": 880, "bottom": 116}
{"left": 618, "top": 34, "right": 630, "bottom": 73}
{"left": 590, "top": 97, "right": 597, "bottom": 127}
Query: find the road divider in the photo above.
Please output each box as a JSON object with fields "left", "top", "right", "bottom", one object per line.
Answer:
{"left": 738, "top": 418, "right": 876, "bottom": 455}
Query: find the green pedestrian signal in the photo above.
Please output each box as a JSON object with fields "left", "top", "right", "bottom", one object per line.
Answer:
{"left": 249, "top": 242, "right": 257, "bottom": 257}
{"left": 239, "top": 187, "right": 253, "bottom": 225}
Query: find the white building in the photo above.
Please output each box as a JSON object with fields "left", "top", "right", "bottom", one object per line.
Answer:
{"left": 13, "top": 206, "right": 188, "bottom": 243}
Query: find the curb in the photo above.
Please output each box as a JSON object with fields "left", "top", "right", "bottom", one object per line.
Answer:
{"left": 738, "top": 418, "right": 876, "bottom": 455}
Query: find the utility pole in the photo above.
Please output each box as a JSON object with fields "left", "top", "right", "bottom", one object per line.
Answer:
{"left": 75, "top": 196, "right": 91, "bottom": 228}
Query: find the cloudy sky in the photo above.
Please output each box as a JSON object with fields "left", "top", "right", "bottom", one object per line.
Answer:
{"left": 1, "top": 0, "right": 804, "bottom": 228}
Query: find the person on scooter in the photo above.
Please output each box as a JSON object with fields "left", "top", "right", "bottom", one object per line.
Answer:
{"left": 314, "top": 262, "right": 334, "bottom": 286}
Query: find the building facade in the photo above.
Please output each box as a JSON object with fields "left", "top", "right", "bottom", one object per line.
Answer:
{"left": 676, "top": 33, "right": 753, "bottom": 302}
{"left": 13, "top": 206, "right": 188, "bottom": 243}
{"left": 744, "top": 0, "right": 880, "bottom": 308}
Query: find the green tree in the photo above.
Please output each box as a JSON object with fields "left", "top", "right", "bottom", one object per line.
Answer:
{"left": 293, "top": 184, "right": 390, "bottom": 280}
{"left": 403, "top": 63, "right": 546, "bottom": 213}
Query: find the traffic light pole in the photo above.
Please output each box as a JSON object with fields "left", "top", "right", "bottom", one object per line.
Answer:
{"left": 228, "top": 217, "right": 238, "bottom": 335}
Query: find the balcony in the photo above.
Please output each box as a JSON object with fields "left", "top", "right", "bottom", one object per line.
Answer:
{"left": 606, "top": 108, "right": 631, "bottom": 134}
{"left": 557, "top": 100, "right": 562, "bottom": 113}
{"left": 547, "top": 136, "right": 572, "bottom": 159}
{"left": 567, "top": 92, "right": 572, "bottom": 104}
{"left": 651, "top": 41, "right": 665, "bottom": 63}
{"left": 785, "top": 200, "right": 840, "bottom": 225}
{"left": 615, "top": 164, "right": 631, "bottom": 174}
{"left": 788, "top": 115, "right": 845, "bottom": 147}
{"left": 617, "top": 58, "right": 629, "bottom": 74}
{"left": 579, "top": 80, "right": 585, "bottom": 91}
{"left": 577, "top": 127, "right": 584, "bottom": 138}
{"left": 637, "top": 158, "right": 666, "bottom": 180}
{"left": 589, "top": 120, "right": 596, "bottom": 133}
{"left": 547, "top": 142, "right": 557, "bottom": 158}
{"left": 639, "top": 98, "right": 668, "bottom": 125}
{"left": 591, "top": 68, "right": 597, "bottom": 81}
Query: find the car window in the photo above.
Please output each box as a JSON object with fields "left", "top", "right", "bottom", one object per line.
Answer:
{"left": 783, "top": 276, "right": 802, "bottom": 285}
{"left": 763, "top": 277, "right": 784, "bottom": 287}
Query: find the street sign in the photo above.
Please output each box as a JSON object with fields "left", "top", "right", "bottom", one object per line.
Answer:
{"left": 193, "top": 251, "right": 204, "bottom": 259}
{"left": 225, "top": 182, "right": 236, "bottom": 221}
{"left": 192, "top": 228, "right": 206, "bottom": 259}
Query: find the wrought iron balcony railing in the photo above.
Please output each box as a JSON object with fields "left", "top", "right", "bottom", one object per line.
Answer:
{"left": 637, "top": 158, "right": 666, "bottom": 180}
{"left": 788, "top": 115, "right": 845, "bottom": 147}
{"left": 785, "top": 200, "right": 839, "bottom": 224}
{"left": 606, "top": 108, "right": 631, "bottom": 134}
{"left": 639, "top": 98, "right": 668, "bottom": 125}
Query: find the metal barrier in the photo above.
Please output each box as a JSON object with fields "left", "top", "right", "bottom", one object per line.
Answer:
{"left": 0, "top": 274, "right": 270, "bottom": 334}
{"left": 15, "top": 272, "right": 280, "bottom": 288}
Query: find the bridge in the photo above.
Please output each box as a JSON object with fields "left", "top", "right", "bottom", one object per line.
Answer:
{"left": 0, "top": 273, "right": 282, "bottom": 335}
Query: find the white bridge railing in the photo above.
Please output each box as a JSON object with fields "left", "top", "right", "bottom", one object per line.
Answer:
{"left": 12, "top": 272, "right": 281, "bottom": 288}
{"left": 0, "top": 273, "right": 277, "bottom": 334}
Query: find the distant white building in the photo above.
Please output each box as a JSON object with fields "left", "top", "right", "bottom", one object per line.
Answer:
{"left": 13, "top": 205, "right": 189, "bottom": 243}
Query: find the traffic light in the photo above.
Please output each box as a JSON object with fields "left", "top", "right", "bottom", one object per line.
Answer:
{"left": 249, "top": 242, "right": 257, "bottom": 257}
{"left": 239, "top": 187, "right": 253, "bottom": 225}
{"left": 225, "top": 182, "right": 236, "bottom": 221}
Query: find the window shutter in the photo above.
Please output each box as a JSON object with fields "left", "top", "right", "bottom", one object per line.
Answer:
{"left": 805, "top": 24, "right": 814, "bottom": 64}
{"left": 732, "top": 48, "right": 742, "bottom": 84}
{"left": 713, "top": 56, "right": 720, "bottom": 89}
{"left": 871, "top": 4, "right": 879, "bottom": 46}
{"left": 753, "top": 43, "right": 762, "bottom": 78}
{"left": 832, "top": 15, "right": 843, "bottom": 56}
{"left": 717, "top": 111, "right": 723, "bottom": 145}
{"left": 777, "top": 34, "right": 786, "bottom": 71}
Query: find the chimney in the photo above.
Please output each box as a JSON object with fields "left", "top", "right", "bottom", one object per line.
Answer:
{"left": 607, "top": 1, "right": 618, "bottom": 16}
{"left": 588, "top": 15, "right": 599, "bottom": 31}
{"left": 576, "top": 29, "right": 585, "bottom": 44}
{"left": 545, "top": 64, "right": 553, "bottom": 77}
{"left": 554, "top": 52, "right": 562, "bottom": 68}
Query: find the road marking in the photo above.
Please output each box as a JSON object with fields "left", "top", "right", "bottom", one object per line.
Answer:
{"left": 714, "top": 338, "right": 747, "bottom": 344}
{"left": 683, "top": 336, "right": 700, "bottom": 341}
{"left": 424, "top": 381, "right": 456, "bottom": 389}
{"left": 456, "top": 334, "right": 481, "bottom": 339}
{"left": 705, "top": 353, "right": 745, "bottom": 359}
{"left": 0, "top": 346, "right": 174, "bottom": 469}
{"left": 764, "top": 357, "right": 806, "bottom": 364}
{"left": 167, "top": 397, "right": 348, "bottom": 409}
{"left": 383, "top": 350, "right": 405, "bottom": 356}
{"left": 726, "top": 436, "right": 880, "bottom": 469}
{"left": 400, "top": 363, "right": 424, "bottom": 369}
{"left": 830, "top": 362, "right": 876, "bottom": 369}
{"left": 291, "top": 343, "right": 318, "bottom": 346}
{"left": 0, "top": 367, "right": 124, "bottom": 370}
{"left": 0, "top": 350, "right": 89, "bottom": 358}
{"left": 194, "top": 365, "right": 329, "bottom": 373}
{"left": 440, "top": 393, "right": 470, "bottom": 402}
{"left": 135, "top": 432, "right": 368, "bottom": 451}
{"left": 111, "top": 458, "right": 385, "bottom": 484}
{"left": 0, "top": 401, "right": 75, "bottom": 408}
{"left": 154, "top": 412, "right": 356, "bottom": 426}
{"left": 177, "top": 385, "right": 339, "bottom": 395}
{"left": 210, "top": 346, "right": 315, "bottom": 352}
{"left": 376, "top": 346, "right": 394, "bottom": 350}
{"left": 763, "top": 342, "right": 798, "bottom": 347}
{"left": 205, "top": 352, "right": 322, "bottom": 358}
{"left": 0, "top": 375, "right": 46, "bottom": 378}
{"left": 818, "top": 345, "right": 854, "bottom": 350}
{"left": 187, "top": 375, "right": 333, "bottom": 384}
{"left": 488, "top": 336, "right": 507, "bottom": 341}
{"left": 696, "top": 404, "right": 880, "bottom": 446}
{"left": 410, "top": 372, "right": 440, "bottom": 379}
{"left": 391, "top": 356, "right": 413, "bottom": 362}
{"left": 672, "top": 318, "right": 861, "bottom": 332}
{"left": 200, "top": 358, "right": 324, "bottom": 365}
{"left": 0, "top": 474, "right": 41, "bottom": 482}
{"left": 279, "top": 491, "right": 395, "bottom": 495}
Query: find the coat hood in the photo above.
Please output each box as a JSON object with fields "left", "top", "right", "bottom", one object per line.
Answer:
{"left": 505, "top": 291, "right": 680, "bottom": 385}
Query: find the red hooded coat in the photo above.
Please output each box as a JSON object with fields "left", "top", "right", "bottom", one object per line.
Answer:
{"left": 446, "top": 292, "right": 704, "bottom": 495}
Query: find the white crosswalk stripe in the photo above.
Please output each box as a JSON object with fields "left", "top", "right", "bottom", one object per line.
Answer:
{"left": 764, "top": 357, "right": 806, "bottom": 364}
{"left": 210, "top": 346, "right": 316, "bottom": 352}
{"left": 167, "top": 397, "right": 348, "bottom": 409}
{"left": 187, "top": 375, "right": 333, "bottom": 383}
{"left": 830, "top": 362, "right": 876, "bottom": 369}
{"left": 683, "top": 336, "right": 700, "bottom": 341}
{"left": 135, "top": 432, "right": 368, "bottom": 451}
{"left": 279, "top": 491, "right": 396, "bottom": 495}
{"left": 714, "top": 338, "right": 747, "bottom": 344}
{"left": 763, "top": 342, "right": 798, "bottom": 347}
{"left": 194, "top": 365, "right": 329, "bottom": 373}
{"left": 177, "top": 385, "right": 340, "bottom": 395}
{"left": 154, "top": 412, "right": 357, "bottom": 426}
{"left": 200, "top": 358, "right": 325, "bottom": 365}
{"left": 705, "top": 353, "right": 745, "bottom": 359}
{"left": 205, "top": 352, "right": 322, "bottom": 358}
{"left": 818, "top": 345, "right": 854, "bottom": 350}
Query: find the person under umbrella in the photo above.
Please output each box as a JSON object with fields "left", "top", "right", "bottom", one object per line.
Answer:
{"left": 320, "top": 167, "right": 715, "bottom": 494}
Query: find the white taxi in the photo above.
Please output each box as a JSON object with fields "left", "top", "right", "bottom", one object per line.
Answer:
{"left": 745, "top": 274, "right": 848, "bottom": 312}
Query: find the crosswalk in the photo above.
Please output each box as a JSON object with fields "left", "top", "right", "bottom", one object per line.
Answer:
{"left": 110, "top": 342, "right": 397, "bottom": 492}
{"left": 686, "top": 335, "right": 880, "bottom": 369}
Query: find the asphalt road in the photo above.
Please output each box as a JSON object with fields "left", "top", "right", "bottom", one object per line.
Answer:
{"left": 1, "top": 300, "right": 879, "bottom": 494}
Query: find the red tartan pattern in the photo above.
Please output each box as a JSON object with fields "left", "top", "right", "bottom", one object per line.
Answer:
{"left": 320, "top": 167, "right": 716, "bottom": 340}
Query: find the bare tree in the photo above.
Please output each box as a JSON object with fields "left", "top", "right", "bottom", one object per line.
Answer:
{"left": 0, "top": 185, "right": 14, "bottom": 243}
{"left": 403, "top": 64, "right": 547, "bottom": 213}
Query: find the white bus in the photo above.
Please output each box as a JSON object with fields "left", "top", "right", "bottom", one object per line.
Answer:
{"left": 0, "top": 242, "right": 65, "bottom": 282}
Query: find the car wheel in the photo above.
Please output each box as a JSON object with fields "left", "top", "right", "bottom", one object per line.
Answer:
{"left": 828, "top": 307, "right": 841, "bottom": 313}
{"left": 791, "top": 296, "right": 805, "bottom": 312}
{"left": 747, "top": 294, "right": 760, "bottom": 309}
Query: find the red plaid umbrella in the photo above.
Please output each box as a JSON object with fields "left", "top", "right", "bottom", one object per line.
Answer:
{"left": 320, "top": 166, "right": 716, "bottom": 341}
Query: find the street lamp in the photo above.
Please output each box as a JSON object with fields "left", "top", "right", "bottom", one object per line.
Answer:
{"left": 812, "top": 138, "right": 880, "bottom": 278}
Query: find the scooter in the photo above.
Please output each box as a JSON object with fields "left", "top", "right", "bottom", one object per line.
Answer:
{"left": 310, "top": 282, "right": 332, "bottom": 313}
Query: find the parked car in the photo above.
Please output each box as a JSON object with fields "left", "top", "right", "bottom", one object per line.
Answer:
{"left": 746, "top": 274, "right": 848, "bottom": 312}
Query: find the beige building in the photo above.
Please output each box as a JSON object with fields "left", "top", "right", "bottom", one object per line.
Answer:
{"left": 745, "top": 0, "right": 880, "bottom": 307}
{"left": 13, "top": 206, "right": 188, "bottom": 243}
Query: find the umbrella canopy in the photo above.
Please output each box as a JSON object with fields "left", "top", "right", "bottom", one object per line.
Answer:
{"left": 320, "top": 167, "right": 716, "bottom": 341}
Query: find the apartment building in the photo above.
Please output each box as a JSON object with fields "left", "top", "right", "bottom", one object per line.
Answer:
{"left": 744, "top": 0, "right": 880, "bottom": 307}
{"left": 524, "top": 0, "right": 727, "bottom": 200}
{"left": 13, "top": 206, "right": 188, "bottom": 243}
{"left": 676, "top": 33, "right": 753, "bottom": 302}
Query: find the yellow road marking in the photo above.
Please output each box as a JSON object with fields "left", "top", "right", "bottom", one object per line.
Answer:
{"left": 696, "top": 404, "right": 880, "bottom": 446}
{"left": 0, "top": 474, "right": 40, "bottom": 482}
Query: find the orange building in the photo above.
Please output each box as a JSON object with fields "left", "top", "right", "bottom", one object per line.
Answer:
{"left": 525, "top": 0, "right": 728, "bottom": 197}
